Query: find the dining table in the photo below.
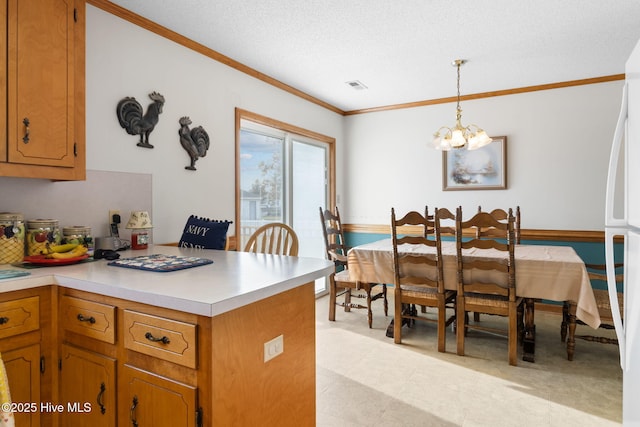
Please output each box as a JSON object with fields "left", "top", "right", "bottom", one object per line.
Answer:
{"left": 347, "top": 238, "right": 601, "bottom": 362}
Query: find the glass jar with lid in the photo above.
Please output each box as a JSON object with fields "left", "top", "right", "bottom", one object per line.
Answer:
{"left": 0, "top": 213, "right": 25, "bottom": 264}
{"left": 62, "top": 226, "right": 94, "bottom": 255}
{"left": 27, "top": 219, "right": 61, "bottom": 256}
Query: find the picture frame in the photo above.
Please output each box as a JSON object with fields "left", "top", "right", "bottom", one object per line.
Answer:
{"left": 442, "top": 136, "right": 507, "bottom": 191}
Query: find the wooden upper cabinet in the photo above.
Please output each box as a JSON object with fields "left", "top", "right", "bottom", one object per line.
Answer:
{"left": 1, "top": 0, "right": 85, "bottom": 180}
{"left": 0, "top": 1, "right": 6, "bottom": 170}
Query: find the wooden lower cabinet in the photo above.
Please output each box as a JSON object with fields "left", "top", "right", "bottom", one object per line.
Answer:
{"left": 120, "top": 365, "right": 198, "bottom": 427}
{"left": 0, "top": 282, "right": 317, "bottom": 426}
{"left": 58, "top": 344, "right": 198, "bottom": 427}
{"left": 3, "top": 344, "right": 41, "bottom": 427}
{"left": 59, "top": 290, "right": 202, "bottom": 427}
{"left": 44, "top": 281, "right": 316, "bottom": 427}
{"left": 0, "top": 287, "right": 53, "bottom": 427}
{"left": 59, "top": 344, "right": 116, "bottom": 427}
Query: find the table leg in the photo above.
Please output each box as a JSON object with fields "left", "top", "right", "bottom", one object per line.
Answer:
{"left": 385, "top": 319, "right": 395, "bottom": 337}
{"left": 522, "top": 298, "right": 536, "bottom": 362}
{"left": 385, "top": 304, "right": 414, "bottom": 338}
{"left": 566, "top": 302, "right": 577, "bottom": 361}
{"left": 560, "top": 301, "right": 569, "bottom": 342}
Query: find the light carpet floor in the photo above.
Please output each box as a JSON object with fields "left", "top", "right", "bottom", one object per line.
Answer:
{"left": 316, "top": 293, "right": 622, "bottom": 427}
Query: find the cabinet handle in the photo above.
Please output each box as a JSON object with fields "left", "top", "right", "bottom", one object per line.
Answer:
{"left": 0, "top": 317, "right": 9, "bottom": 325}
{"left": 77, "top": 313, "right": 96, "bottom": 324}
{"left": 97, "top": 382, "right": 106, "bottom": 414}
{"left": 145, "top": 332, "right": 170, "bottom": 345}
{"left": 130, "top": 396, "right": 138, "bottom": 427}
{"left": 22, "top": 118, "right": 30, "bottom": 144}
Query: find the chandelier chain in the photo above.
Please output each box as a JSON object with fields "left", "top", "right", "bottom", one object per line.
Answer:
{"left": 456, "top": 62, "right": 462, "bottom": 118}
{"left": 431, "top": 58, "right": 492, "bottom": 151}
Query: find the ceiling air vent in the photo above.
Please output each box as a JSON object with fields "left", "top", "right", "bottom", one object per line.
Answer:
{"left": 345, "top": 80, "right": 368, "bottom": 90}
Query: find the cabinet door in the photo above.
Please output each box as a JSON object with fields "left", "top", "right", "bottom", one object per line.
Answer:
{"left": 59, "top": 344, "right": 116, "bottom": 427}
{"left": 0, "top": 0, "right": 6, "bottom": 164}
{"left": 3, "top": 344, "right": 41, "bottom": 427}
{"left": 121, "top": 365, "right": 198, "bottom": 427}
{"left": 7, "top": 0, "right": 75, "bottom": 167}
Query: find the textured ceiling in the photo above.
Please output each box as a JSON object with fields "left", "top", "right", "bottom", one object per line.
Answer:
{"left": 107, "top": 0, "right": 640, "bottom": 112}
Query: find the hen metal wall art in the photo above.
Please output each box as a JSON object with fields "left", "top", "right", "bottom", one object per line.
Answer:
{"left": 179, "top": 116, "right": 210, "bottom": 170}
{"left": 116, "top": 91, "right": 165, "bottom": 148}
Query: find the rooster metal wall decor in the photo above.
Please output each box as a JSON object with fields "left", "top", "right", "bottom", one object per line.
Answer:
{"left": 116, "top": 91, "right": 165, "bottom": 148}
{"left": 179, "top": 116, "right": 210, "bottom": 171}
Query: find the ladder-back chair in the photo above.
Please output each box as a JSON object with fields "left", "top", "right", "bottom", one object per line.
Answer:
{"left": 561, "top": 262, "right": 624, "bottom": 360}
{"left": 476, "top": 206, "right": 521, "bottom": 244}
{"left": 391, "top": 207, "right": 456, "bottom": 351}
{"left": 455, "top": 207, "right": 523, "bottom": 365}
{"left": 320, "top": 206, "right": 387, "bottom": 328}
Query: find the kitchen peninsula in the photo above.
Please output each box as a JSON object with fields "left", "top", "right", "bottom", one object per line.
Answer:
{"left": 0, "top": 246, "right": 333, "bottom": 426}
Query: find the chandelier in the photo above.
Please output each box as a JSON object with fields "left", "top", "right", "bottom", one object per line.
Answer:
{"left": 432, "top": 59, "right": 492, "bottom": 151}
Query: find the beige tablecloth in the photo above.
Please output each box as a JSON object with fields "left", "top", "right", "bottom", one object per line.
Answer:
{"left": 347, "top": 239, "right": 601, "bottom": 329}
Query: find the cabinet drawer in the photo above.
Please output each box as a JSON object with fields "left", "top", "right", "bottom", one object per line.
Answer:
{"left": 61, "top": 295, "right": 116, "bottom": 344}
{"left": 123, "top": 310, "right": 197, "bottom": 369}
{"left": 0, "top": 296, "right": 39, "bottom": 339}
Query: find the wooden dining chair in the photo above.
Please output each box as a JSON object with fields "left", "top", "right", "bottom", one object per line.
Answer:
{"left": 455, "top": 206, "right": 524, "bottom": 365}
{"left": 476, "top": 206, "right": 521, "bottom": 244}
{"left": 391, "top": 207, "right": 456, "bottom": 351}
{"left": 243, "top": 222, "right": 299, "bottom": 256}
{"left": 561, "top": 262, "right": 624, "bottom": 360}
{"left": 320, "top": 207, "right": 387, "bottom": 328}
{"left": 473, "top": 206, "right": 521, "bottom": 323}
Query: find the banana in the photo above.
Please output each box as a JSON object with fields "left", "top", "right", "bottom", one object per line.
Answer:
{"left": 50, "top": 245, "right": 88, "bottom": 259}
{"left": 51, "top": 243, "right": 80, "bottom": 253}
{"left": 41, "top": 242, "right": 79, "bottom": 255}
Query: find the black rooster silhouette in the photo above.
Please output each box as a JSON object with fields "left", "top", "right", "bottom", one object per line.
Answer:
{"left": 179, "top": 116, "right": 210, "bottom": 170}
{"left": 116, "top": 91, "right": 165, "bottom": 148}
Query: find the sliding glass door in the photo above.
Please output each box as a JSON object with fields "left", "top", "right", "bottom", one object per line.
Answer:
{"left": 292, "top": 139, "right": 329, "bottom": 290}
{"left": 236, "top": 110, "right": 333, "bottom": 295}
{"left": 238, "top": 125, "right": 285, "bottom": 248}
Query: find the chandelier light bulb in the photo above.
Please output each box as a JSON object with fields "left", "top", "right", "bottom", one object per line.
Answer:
{"left": 450, "top": 129, "right": 466, "bottom": 148}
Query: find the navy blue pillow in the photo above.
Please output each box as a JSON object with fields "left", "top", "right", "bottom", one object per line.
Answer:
{"left": 178, "top": 215, "right": 232, "bottom": 250}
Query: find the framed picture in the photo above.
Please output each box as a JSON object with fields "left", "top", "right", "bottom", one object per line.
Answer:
{"left": 442, "top": 136, "right": 507, "bottom": 191}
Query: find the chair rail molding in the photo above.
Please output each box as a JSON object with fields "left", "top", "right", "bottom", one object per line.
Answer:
{"left": 344, "top": 224, "right": 615, "bottom": 243}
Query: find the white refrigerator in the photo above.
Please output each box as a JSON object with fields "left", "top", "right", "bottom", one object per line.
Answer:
{"left": 606, "top": 37, "right": 640, "bottom": 426}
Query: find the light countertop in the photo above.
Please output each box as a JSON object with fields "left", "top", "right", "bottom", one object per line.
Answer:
{"left": 0, "top": 245, "right": 334, "bottom": 317}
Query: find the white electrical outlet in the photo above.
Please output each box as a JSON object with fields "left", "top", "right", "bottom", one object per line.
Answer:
{"left": 108, "top": 209, "right": 121, "bottom": 224}
{"left": 264, "top": 334, "right": 284, "bottom": 362}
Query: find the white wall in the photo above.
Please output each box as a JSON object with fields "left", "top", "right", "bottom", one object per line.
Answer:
{"left": 0, "top": 6, "right": 623, "bottom": 242}
{"left": 343, "top": 81, "right": 624, "bottom": 230}
{"left": 85, "top": 5, "right": 343, "bottom": 243}
{"left": 0, "top": 171, "right": 152, "bottom": 240}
